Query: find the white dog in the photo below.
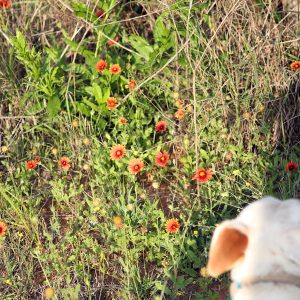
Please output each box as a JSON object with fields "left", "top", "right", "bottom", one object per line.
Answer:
{"left": 207, "top": 196, "right": 300, "bottom": 300}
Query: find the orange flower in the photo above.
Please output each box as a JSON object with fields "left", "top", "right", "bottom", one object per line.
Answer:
{"left": 285, "top": 161, "right": 298, "bottom": 172}
{"left": 26, "top": 160, "right": 37, "bottom": 170}
{"left": 128, "top": 80, "right": 136, "bottom": 90}
{"left": 58, "top": 156, "right": 71, "bottom": 171}
{"left": 51, "top": 148, "right": 58, "bottom": 156}
{"left": 193, "top": 168, "right": 213, "bottom": 182}
{"left": 110, "top": 144, "right": 126, "bottom": 160}
{"left": 96, "top": 60, "right": 107, "bottom": 72}
{"left": 113, "top": 216, "right": 123, "bottom": 229}
{"left": 113, "top": 216, "right": 122, "bottom": 225}
{"left": 107, "top": 36, "right": 118, "bottom": 46}
{"left": 155, "top": 120, "right": 167, "bottom": 133}
{"left": 243, "top": 112, "right": 251, "bottom": 120}
{"left": 290, "top": 61, "right": 300, "bottom": 71}
{"left": 0, "top": 0, "right": 10, "bottom": 8}
{"left": 110, "top": 64, "right": 121, "bottom": 75}
{"left": 175, "top": 109, "right": 185, "bottom": 120}
{"left": 155, "top": 151, "right": 169, "bottom": 167}
{"left": 44, "top": 287, "right": 56, "bottom": 299}
{"left": 0, "top": 221, "right": 7, "bottom": 236}
{"left": 106, "top": 97, "right": 117, "bottom": 110}
{"left": 187, "top": 105, "right": 193, "bottom": 112}
{"left": 119, "top": 117, "right": 128, "bottom": 124}
{"left": 175, "top": 99, "right": 185, "bottom": 108}
{"left": 128, "top": 159, "right": 144, "bottom": 175}
{"left": 165, "top": 218, "right": 180, "bottom": 233}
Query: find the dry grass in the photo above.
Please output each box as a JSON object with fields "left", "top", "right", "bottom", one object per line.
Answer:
{"left": 0, "top": 0, "right": 299, "bottom": 298}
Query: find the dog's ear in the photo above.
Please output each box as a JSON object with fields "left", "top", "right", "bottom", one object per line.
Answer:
{"left": 207, "top": 221, "right": 248, "bottom": 277}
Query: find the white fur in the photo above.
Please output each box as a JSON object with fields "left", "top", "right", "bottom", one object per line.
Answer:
{"left": 224, "top": 197, "right": 300, "bottom": 299}
{"left": 234, "top": 283, "right": 300, "bottom": 300}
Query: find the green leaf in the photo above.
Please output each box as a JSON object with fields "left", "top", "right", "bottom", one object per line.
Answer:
{"left": 143, "top": 127, "right": 153, "bottom": 139}
{"left": 182, "top": 268, "right": 198, "bottom": 277}
{"left": 85, "top": 86, "right": 93, "bottom": 96}
{"left": 47, "top": 95, "right": 61, "bottom": 117}
{"left": 25, "top": 101, "right": 44, "bottom": 115}
{"left": 154, "top": 282, "right": 172, "bottom": 295}
{"left": 174, "top": 275, "right": 185, "bottom": 289}
{"left": 91, "top": 83, "right": 110, "bottom": 104}
{"left": 175, "top": 275, "right": 194, "bottom": 290}
{"left": 203, "top": 14, "right": 212, "bottom": 29}
{"left": 71, "top": 2, "right": 92, "bottom": 19}
{"left": 200, "top": 149, "right": 209, "bottom": 160}
{"left": 15, "top": 30, "right": 26, "bottom": 50}
{"left": 154, "top": 18, "right": 169, "bottom": 44}
{"left": 82, "top": 98, "right": 102, "bottom": 112}
{"left": 128, "top": 35, "right": 154, "bottom": 61}
{"left": 92, "top": 83, "right": 103, "bottom": 104}
{"left": 102, "top": 87, "right": 110, "bottom": 101}
{"left": 11, "top": 30, "right": 41, "bottom": 82}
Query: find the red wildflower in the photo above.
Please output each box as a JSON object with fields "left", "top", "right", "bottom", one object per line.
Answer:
{"left": 26, "top": 160, "right": 37, "bottom": 170}
{"left": 119, "top": 117, "right": 128, "bottom": 124}
{"left": 0, "top": 0, "right": 10, "bottom": 8}
{"left": 155, "top": 120, "right": 167, "bottom": 133}
{"left": 95, "top": 10, "right": 104, "bottom": 18}
{"left": 96, "top": 60, "right": 107, "bottom": 72}
{"left": 0, "top": 221, "right": 7, "bottom": 236}
{"left": 128, "top": 159, "right": 144, "bottom": 175}
{"left": 290, "top": 61, "right": 300, "bottom": 71}
{"left": 285, "top": 161, "right": 298, "bottom": 172}
{"left": 107, "top": 36, "right": 118, "bottom": 46}
{"left": 106, "top": 97, "right": 117, "bottom": 110}
{"left": 193, "top": 168, "right": 213, "bottom": 182}
{"left": 58, "top": 156, "right": 71, "bottom": 171}
{"left": 155, "top": 151, "right": 169, "bottom": 167}
{"left": 109, "top": 64, "right": 121, "bottom": 75}
{"left": 128, "top": 80, "right": 136, "bottom": 90}
{"left": 110, "top": 145, "right": 126, "bottom": 160}
{"left": 165, "top": 219, "right": 180, "bottom": 233}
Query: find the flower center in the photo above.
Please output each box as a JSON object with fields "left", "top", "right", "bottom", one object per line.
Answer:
{"left": 0, "top": 227, "right": 3, "bottom": 234}
{"left": 116, "top": 150, "right": 122, "bottom": 156}
{"left": 199, "top": 171, "right": 206, "bottom": 177}
{"left": 134, "top": 165, "right": 140, "bottom": 171}
{"left": 62, "top": 161, "right": 67, "bottom": 166}
{"left": 289, "top": 166, "right": 295, "bottom": 171}
{"left": 160, "top": 157, "right": 165, "bottom": 161}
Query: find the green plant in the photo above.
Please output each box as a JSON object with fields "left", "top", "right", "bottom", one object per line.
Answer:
{"left": 0, "top": 0, "right": 299, "bottom": 299}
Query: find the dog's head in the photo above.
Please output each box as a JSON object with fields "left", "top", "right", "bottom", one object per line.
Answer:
{"left": 207, "top": 197, "right": 300, "bottom": 284}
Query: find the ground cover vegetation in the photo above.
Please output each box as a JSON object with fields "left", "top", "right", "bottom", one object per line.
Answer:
{"left": 0, "top": 0, "right": 299, "bottom": 299}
